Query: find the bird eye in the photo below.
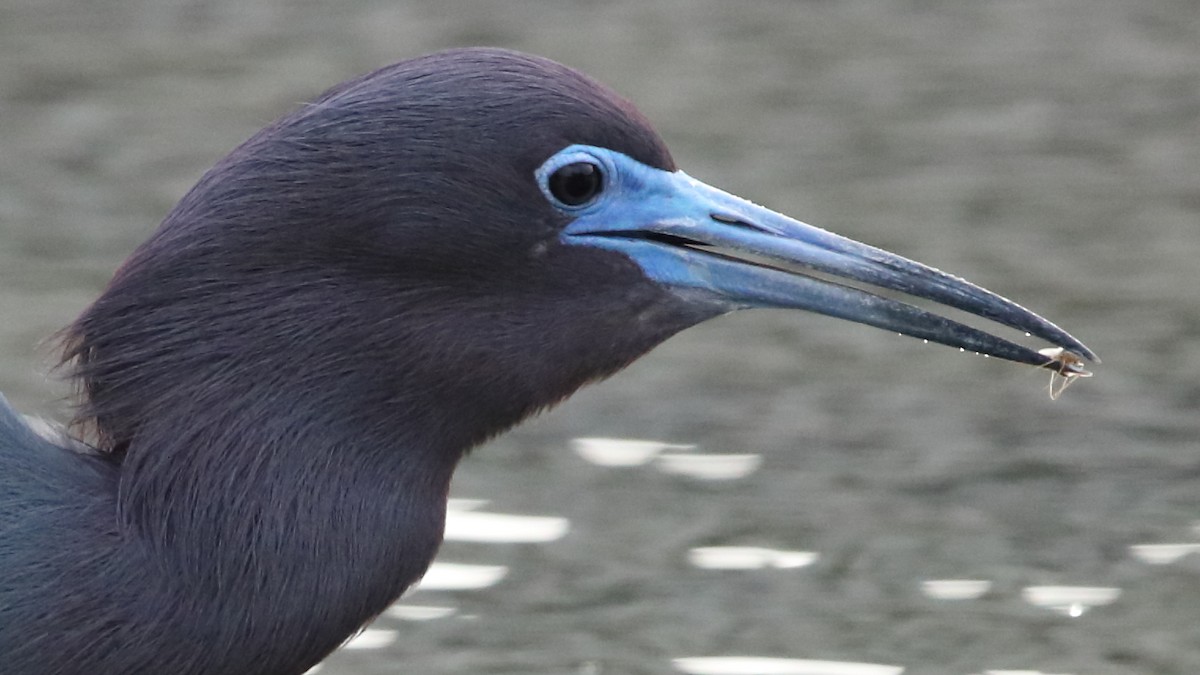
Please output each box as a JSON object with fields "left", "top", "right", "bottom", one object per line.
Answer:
{"left": 548, "top": 162, "right": 603, "bottom": 207}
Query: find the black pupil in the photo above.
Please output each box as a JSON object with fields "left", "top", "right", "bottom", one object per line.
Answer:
{"left": 549, "top": 162, "right": 602, "bottom": 206}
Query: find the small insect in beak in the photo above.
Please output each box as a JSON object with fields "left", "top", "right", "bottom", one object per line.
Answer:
{"left": 1038, "top": 347, "right": 1092, "bottom": 400}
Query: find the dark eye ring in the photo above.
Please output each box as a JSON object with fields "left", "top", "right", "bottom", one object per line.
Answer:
{"left": 548, "top": 161, "right": 603, "bottom": 207}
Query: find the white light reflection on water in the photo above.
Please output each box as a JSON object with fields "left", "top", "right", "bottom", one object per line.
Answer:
{"left": 385, "top": 604, "right": 458, "bottom": 621}
{"left": 572, "top": 437, "right": 695, "bottom": 466}
{"left": 342, "top": 628, "right": 398, "bottom": 650}
{"left": 410, "top": 562, "right": 508, "bottom": 592}
{"left": 919, "top": 579, "right": 993, "bottom": 600}
{"left": 1021, "top": 586, "right": 1121, "bottom": 617}
{"left": 688, "top": 546, "right": 818, "bottom": 570}
{"left": 673, "top": 656, "right": 903, "bottom": 675}
{"left": 302, "top": 630, "right": 403, "bottom": 674}
{"left": 444, "top": 509, "right": 570, "bottom": 543}
{"left": 970, "top": 671, "right": 1077, "bottom": 675}
{"left": 446, "top": 498, "right": 490, "bottom": 512}
{"left": 571, "top": 437, "right": 761, "bottom": 480}
{"left": 656, "top": 453, "right": 762, "bottom": 480}
{"left": 1129, "top": 542, "right": 1200, "bottom": 565}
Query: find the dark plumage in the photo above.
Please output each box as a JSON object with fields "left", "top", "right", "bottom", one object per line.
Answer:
{"left": 0, "top": 48, "right": 1093, "bottom": 674}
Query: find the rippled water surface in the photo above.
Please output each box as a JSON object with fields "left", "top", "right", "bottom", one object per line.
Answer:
{"left": 2, "top": 2, "right": 1198, "bottom": 673}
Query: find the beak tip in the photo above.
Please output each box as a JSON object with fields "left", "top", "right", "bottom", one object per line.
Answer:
{"left": 1037, "top": 346, "right": 1097, "bottom": 375}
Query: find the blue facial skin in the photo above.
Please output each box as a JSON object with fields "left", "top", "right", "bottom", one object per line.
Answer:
{"left": 537, "top": 145, "right": 1096, "bottom": 371}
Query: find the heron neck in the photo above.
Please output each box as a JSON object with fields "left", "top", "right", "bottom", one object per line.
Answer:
{"left": 112, "top": 374, "right": 458, "bottom": 673}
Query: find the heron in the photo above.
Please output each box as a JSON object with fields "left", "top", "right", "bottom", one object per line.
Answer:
{"left": 0, "top": 48, "right": 1093, "bottom": 675}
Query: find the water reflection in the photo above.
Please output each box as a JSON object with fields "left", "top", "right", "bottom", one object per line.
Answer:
{"left": 341, "top": 628, "right": 398, "bottom": 650}
{"left": 572, "top": 437, "right": 695, "bottom": 466}
{"left": 656, "top": 453, "right": 763, "bottom": 481}
{"left": 688, "top": 546, "right": 818, "bottom": 570}
{"left": 410, "top": 562, "right": 508, "bottom": 592}
{"left": 1021, "top": 586, "right": 1121, "bottom": 617}
{"left": 384, "top": 604, "right": 458, "bottom": 621}
{"left": 302, "top": 630, "right": 403, "bottom": 675}
{"left": 672, "top": 656, "right": 903, "bottom": 675}
{"left": 973, "top": 671, "right": 1077, "bottom": 675}
{"left": 572, "top": 436, "right": 763, "bottom": 480}
{"left": 443, "top": 509, "right": 570, "bottom": 543}
{"left": 918, "top": 579, "right": 993, "bottom": 601}
{"left": 1129, "top": 543, "right": 1200, "bottom": 565}
{"left": 446, "top": 498, "right": 490, "bottom": 512}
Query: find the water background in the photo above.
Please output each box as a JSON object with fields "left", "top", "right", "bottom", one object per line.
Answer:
{"left": 1, "top": 2, "right": 1198, "bottom": 673}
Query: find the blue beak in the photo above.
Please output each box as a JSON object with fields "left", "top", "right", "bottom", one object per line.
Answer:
{"left": 539, "top": 145, "right": 1095, "bottom": 373}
